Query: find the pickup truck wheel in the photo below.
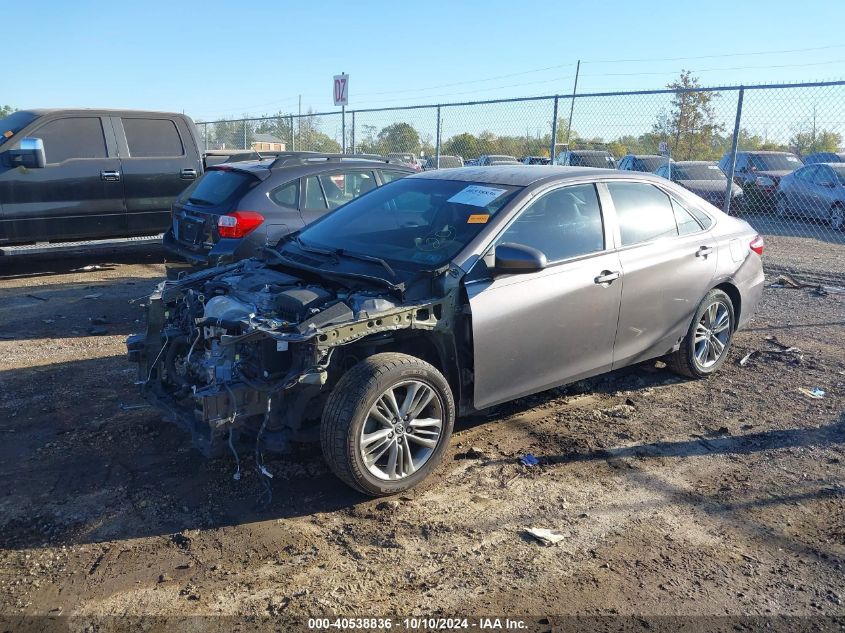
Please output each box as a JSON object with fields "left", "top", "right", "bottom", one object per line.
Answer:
{"left": 320, "top": 353, "right": 455, "bottom": 497}
{"left": 667, "top": 289, "right": 735, "bottom": 379}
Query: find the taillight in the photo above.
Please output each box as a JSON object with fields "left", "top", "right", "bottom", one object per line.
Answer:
{"left": 217, "top": 211, "right": 264, "bottom": 239}
{"left": 749, "top": 234, "right": 764, "bottom": 256}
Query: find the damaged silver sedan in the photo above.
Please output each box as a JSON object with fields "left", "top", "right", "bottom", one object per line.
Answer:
{"left": 128, "top": 167, "right": 765, "bottom": 496}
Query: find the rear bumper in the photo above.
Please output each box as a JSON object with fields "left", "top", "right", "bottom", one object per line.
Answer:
{"left": 163, "top": 230, "right": 252, "bottom": 267}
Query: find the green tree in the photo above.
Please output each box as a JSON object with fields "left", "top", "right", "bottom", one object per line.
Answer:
{"left": 443, "top": 132, "right": 479, "bottom": 158}
{"left": 376, "top": 122, "right": 421, "bottom": 154}
{"left": 0, "top": 105, "right": 14, "bottom": 118}
{"left": 652, "top": 71, "right": 725, "bottom": 160}
{"left": 789, "top": 124, "right": 842, "bottom": 156}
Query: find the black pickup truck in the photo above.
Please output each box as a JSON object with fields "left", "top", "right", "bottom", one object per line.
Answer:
{"left": 0, "top": 109, "right": 204, "bottom": 247}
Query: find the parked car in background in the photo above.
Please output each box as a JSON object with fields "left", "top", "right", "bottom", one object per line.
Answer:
{"left": 718, "top": 151, "right": 802, "bottom": 212}
{"left": 521, "top": 156, "right": 551, "bottom": 165}
{"left": 423, "top": 155, "right": 464, "bottom": 169}
{"left": 556, "top": 149, "right": 617, "bottom": 168}
{"left": 163, "top": 153, "right": 414, "bottom": 267}
{"left": 477, "top": 154, "right": 521, "bottom": 166}
{"left": 464, "top": 159, "right": 479, "bottom": 166}
{"left": 387, "top": 152, "right": 421, "bottom": 172}
{"left": 0, "top": 108, "right": 202, "bottom": 248}
{"left": 776, "top": 163, "right": 845, "bottom": 230}
{"left": 802, "top": 152, "right": 845, "bottom": 165}
{"left": 655, "top": 161, "right": 743, "bottom": 212}
{"left": 130, "top": 166, "right": 764, "bottom": 495}
{"left": 617, "top": 154, "right": 666, "bottom": 173}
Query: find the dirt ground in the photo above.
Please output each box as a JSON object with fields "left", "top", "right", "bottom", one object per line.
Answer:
{"left": 0, "top": 247, "right": 843, "bottom": 628}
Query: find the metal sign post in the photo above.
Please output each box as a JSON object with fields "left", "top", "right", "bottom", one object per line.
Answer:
{"left": 334, "top": 73, "right": 349, "bottom": 153}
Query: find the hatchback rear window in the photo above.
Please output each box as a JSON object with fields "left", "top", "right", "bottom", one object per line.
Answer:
{"left": 177, "top": 169, "right": 258, "bottom": 207}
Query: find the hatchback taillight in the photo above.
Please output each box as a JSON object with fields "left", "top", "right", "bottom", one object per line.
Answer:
{"left": 749, "top": 234, "right": 764, "bottom": 256}
{"left": 217, "top": 211, "right": 264, "bottom": 239}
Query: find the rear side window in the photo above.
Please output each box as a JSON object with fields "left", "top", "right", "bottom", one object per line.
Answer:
{"left": 270, "top": 180, "right": 299, "bottom": 208}
{"left": 606, "top": 182, "right": 678, "bottom": 246}
{"left": 35, "top": 117, "right": 107, "bottom": 163}
{"left": 670, "top": 198, "right": 703, "bottom": 236}
{"left": 381, "top": 170, "right": 408, "bottom": 183}
{"left": 304, "top": 176, "right": 328, "bottom": 210}
{"left": 178, "top": 169, "right": 257, "bottom": 207}
{"left": 123, "top": 118, "right": 184, "bottom": 157}
{"left": 319, "top": 170, "right": 376, "bottom": 208}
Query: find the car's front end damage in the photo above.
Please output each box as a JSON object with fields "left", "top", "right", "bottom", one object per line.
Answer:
{"left": 127, "top": 257, "right": 462, "bottom": 460}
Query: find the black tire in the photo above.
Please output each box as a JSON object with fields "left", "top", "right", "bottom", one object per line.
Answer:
{"left": 668, "top": 289, "right": 735, "bottom": 379}
{"left": 320, "top": 352, "right": 455, "bottom": 496}
{"left": 830, "top": 204, "right": 845, "bottom": 231}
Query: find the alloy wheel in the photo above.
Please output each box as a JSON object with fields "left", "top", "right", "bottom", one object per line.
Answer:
{"left": 359, "top": 380, "right": 444, "bottom": 481}
{"left": 831, "top": 206, "right": 844, "bottom": 231}
{"left": 693, "top": 301, "right": 731, "bottom": 369}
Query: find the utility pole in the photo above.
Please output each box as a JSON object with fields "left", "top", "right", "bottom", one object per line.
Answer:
{"left": 298, "top": 94, "right": 302, "bottom": 152}
{"left": 565, "top": 60, "right": 581, "bottom": 148}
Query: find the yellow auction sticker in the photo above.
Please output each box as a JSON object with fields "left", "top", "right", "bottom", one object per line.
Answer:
{"left": 467, "top": 214, "right": 490, "bottom": 224}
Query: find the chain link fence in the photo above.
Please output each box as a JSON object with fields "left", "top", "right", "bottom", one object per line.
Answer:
{"left": 197, "top": 80, "right": 845, "bottom": 279}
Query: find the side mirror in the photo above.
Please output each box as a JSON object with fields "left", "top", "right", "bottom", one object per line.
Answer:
{"left": 494, "top": 242, "right": 547, "bottom": 275}
{"left": 5, "top": 137, "right": 46, "bottom": 168}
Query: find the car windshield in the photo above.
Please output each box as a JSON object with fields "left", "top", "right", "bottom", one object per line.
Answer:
{"left": 637, "top": 156, "right": 664, "bottom": 171}
{"left": 294, "top": 178, "right": 522, "bottom": 269}
{"left": 673, "top": 164, "right": 726, "bottom": 181}
{"left": 572, "top": 153, "right": 613, "bottom": 168}
{"left": 753, "top": 154, "right": 802, "bottom": 171}
{"left": 0, "top": 111, "right": 38, "bottom": 145}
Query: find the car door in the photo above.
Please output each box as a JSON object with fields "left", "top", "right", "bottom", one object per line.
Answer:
{"left": 0, "top": 115, "right": 125, "bottom": 243}
{"left": 466, "top": 183, "right": 623, "bottom": 409}
{"left": 810, "top": 165, "right": 836, "bottom": 219}
{"left": 790, "top": 165, "right": 816, "bottom": 216}
{"left": 605, "top": 181, "right": 718, "bottom": 369}
{"left": 114, "top": 116, "right": 201, "bottom": 235}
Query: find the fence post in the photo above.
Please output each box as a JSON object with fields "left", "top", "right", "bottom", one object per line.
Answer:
{"left": 550, "top": 96, "right": 559, "bottom": 164}
{"left": 203, "top": 123, "right": 208, "bottom": 152}
{"left": 435, "top": 106, "right": 442, "bottom": 168}
{"left": 242, "top": 120, "right": 248, "bottom": 150}
{"left": 289, "top": 115, "right": 295, "bottom": 151}
{"left": 723, "top": 87, "right": 745, "bottom": 215}
{"left": 341, "top": 107, "right": 346, "bottom": 154}
{"left": 351, "top": 111, "right": 356, "bottom": 154}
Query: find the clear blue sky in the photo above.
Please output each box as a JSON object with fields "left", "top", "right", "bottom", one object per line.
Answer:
{"left": 5, "top": 0, "right": 844, "bottom": 122}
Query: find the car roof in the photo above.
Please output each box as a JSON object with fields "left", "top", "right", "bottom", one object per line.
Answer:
{"left": 411, "top": 165, "right": 639, "bottom": 187}
{"left": 627, "top": 153, "right": 662, "bottom": 158}
{"left": 739, "top": 150, "right": 796, "bottom": 155}
{"left": 673, "top": 160, "right": 717, "bottom": 165}
{"left": 569, "top": 149, "right": 612, "bottom": 155}
{"left": 214, "top": 158, "right": 415, "bottom": 181}
{"left": 20, "top": 108, "right": 188, "bottom": 118}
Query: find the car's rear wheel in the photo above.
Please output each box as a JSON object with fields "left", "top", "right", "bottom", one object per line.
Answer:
{"left": 668, "top": 289, "right": 735, "bottom": 379}
{"left": 830, "top": 204, "right": 844, "bottom": 231}
{"left": 320, "top": 353, "right": 455, "bottom": 496}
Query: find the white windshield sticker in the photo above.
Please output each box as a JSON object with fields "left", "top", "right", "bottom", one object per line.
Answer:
{"left": 786, "top": 156, "right": 800, "bottom": 163}
{"left": 447, "top": 185, "right": 508, "bottom": 207}
{"left": 707, "top": 165, "right": 720, "bottom": 170}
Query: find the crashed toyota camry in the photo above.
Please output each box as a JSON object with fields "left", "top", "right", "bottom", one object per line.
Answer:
{"left": 128, "top": 166, "right": 765, "bottom": 496}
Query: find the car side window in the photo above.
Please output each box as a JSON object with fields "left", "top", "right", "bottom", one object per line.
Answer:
{"left": 304, "top": 176, "right": 328, "bottom": 210}
{"left": 797, "top": 166, "right": 816, "bottom": 182}
{"left": 606, "top": 181, "right": 678, "bottom": 246}
{"left": 734, "top": 155, "right": 747, "bottom": 172}
{"left": 496, "top": 184, "right": 605, "bottom": 262}
{"left": 122, "top": 118, "right": 184, "bottom": 157}
{"left": 34, "top": 117, "right": 107, "bottom": 163}
{"left": 812, "top": 166, "right": 832, "bottom": 185}
{"left": 319, "top": 170, "right": 376, "bottom": 208}
{"left": 381, "top": 170, "right": 408, "bottom": 184}
{"left": 670, "top": 197, "right": 704, "bottom": 236}
{"left": 269, "top": 179, "right": 299, "bottom": 208}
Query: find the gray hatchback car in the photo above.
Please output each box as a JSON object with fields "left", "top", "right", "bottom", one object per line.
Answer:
{"left": 163, "top": 153, "right": 415, "bottom": 267}
{"left": 131, "top": 166, "right": 765, "bottom": 496}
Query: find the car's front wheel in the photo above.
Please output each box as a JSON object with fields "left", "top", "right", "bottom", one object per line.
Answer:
{"left": 668, "top": 289, "right": 735, "bottom": 379}
{"left": 320, "top": 353, "right": 455, "bottom": 496}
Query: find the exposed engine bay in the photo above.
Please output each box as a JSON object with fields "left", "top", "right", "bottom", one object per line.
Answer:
{"left": 128, "top": 258, "right": 458, "bottom": 460}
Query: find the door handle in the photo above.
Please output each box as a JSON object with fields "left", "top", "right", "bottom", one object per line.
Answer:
{"left": 180, "top": 168, "right": 198, "bottom": 180}
{"left": 696, "top": 245, "right": 714, "bottom": 258}
{"left": 100, "top": 170, "right": 121, "bottom": 182}
{"left": 594, "top": 270, "right": 621, "bottom": 285}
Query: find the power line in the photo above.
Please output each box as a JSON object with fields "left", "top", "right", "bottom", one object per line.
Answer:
{"left": 589, "top": 59, "right": 845, "bottom": 77}
{"left": 584, "top": 43, "right": 845, "bottom": 64}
